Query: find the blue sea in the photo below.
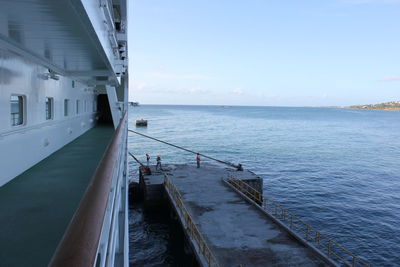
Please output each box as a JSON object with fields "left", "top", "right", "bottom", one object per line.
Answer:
{"left": 128, "top": 105, "right": 400, "bottom": 266}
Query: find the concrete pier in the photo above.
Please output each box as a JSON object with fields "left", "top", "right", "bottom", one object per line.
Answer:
{"left": 138, "top": 166, "right": 164, "bottom": 206}
{"left": 139, "top": 163, "right": 333, "bottom": 267}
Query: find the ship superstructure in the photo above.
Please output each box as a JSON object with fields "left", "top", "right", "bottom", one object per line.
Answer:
{"left": 0, "top": 0, "right": 129, "bottom": 266}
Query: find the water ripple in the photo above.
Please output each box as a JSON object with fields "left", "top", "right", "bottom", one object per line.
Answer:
{"left": 129, "top": 105, "right": 400, "bottom": 266}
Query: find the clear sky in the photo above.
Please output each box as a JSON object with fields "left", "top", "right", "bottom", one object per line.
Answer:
{"left": 128, "top": 0, "right": 400, "bottom": 106}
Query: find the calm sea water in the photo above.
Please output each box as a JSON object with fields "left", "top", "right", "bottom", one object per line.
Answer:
{"left": 128, "top": 105, "right": 400, "bottom": 266}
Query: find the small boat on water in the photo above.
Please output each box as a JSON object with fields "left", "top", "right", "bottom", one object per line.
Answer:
{"left": 136, "top": 119, "right": 148, "bottom": 126}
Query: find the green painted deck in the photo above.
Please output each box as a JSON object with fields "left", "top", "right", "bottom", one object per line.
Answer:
{"left": 0, "top": 125, "right": 114, "bottom": 267}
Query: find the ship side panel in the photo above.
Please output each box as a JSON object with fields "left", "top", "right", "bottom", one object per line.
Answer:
{"left": 78, "top": 0, "right": 119, "bottom": 75}
{"left": 0, "top": 48, "right": 98, "bottom": 186}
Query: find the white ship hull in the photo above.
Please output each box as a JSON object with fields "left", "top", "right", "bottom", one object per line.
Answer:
{"left": 0, "top": 0, "right": 129, "bottom": 266}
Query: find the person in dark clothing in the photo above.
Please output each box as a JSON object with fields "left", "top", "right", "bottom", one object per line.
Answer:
{"left": 196, "top": 153, "right": 200, "bottom": 168}
{"left": 156, "top": 156, "right": 162, "bottom": 170}
{"left": 237, "top": 163, "right": 243, "bottom": 171}
{"left": 146, "top": 153, "right": 150, "bottom": 166}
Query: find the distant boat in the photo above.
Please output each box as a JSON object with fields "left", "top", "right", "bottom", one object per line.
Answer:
{"left": 130, "top": 102, "right": 139, "bottom": 106}
{"left": 136, "top": 119, "right": 147, "bottom": 127}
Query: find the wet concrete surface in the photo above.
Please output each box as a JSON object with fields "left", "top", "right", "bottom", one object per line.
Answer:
{"left": 146, "top": 163, "right": 330, "bottom": 267}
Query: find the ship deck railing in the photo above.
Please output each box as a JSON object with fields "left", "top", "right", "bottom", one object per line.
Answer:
{"left": 225, "top": 175, "right": 370, "bottom": 267}
{"left": 49, "top": 112, "right": 128, "bottom": 267}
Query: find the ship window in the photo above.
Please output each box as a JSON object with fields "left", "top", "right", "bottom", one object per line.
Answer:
{"left": 64, "top": 99, "right": 69, "bottom": 116}
{"left": 76, "top": 100, "right": 80, "bottom": 114}
{"left": 10, "top": 95, "right": 25, "bottom": 126}
{"left": 93, "top": 100, "right": 97, "bottom": 112}
{"left": 45, "top": 97, "right": 54, "bottom": 120}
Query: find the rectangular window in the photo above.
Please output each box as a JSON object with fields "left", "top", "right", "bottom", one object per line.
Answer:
{"left": 93, "top": 100, "right": 97, "bottom": 112}
{"left": 76, "top": 100, "right": 80, "bottom": 114}
{"left": 64, "top": 99, "right": 69, "bottom": 116}
{"left": 10, "top": 95, "right": 25, "bottom": 126}
{"left": 45, "top": 97, "right": 53, "bottom": 120}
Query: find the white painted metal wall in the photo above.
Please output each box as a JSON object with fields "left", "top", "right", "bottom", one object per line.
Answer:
{"left": 0, "top": 0, "right": 130, "bottom": 265}
{"left": 0, "top": 48, "right": 98, "bottom": 186}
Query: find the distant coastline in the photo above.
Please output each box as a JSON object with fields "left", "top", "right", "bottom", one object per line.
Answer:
{"left": 349, "top": 101, "right": 400, "bottom": 111}
{"left": 128, "top": 102, "right": 400, "bottom": 111}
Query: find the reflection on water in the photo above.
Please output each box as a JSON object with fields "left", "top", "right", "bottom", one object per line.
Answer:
{"left": 129, "top": 201, "right": 198, "bottom": 267}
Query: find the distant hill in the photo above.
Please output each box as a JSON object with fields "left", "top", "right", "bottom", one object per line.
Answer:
{"left": 350, "top": 101, "right": 400, "bottom": 111}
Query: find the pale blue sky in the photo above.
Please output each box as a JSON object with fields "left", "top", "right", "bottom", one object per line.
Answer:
{"left": 128, "top": 0, "right": 400, "bottom": 106}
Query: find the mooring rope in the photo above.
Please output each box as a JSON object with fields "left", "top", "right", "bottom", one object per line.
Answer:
{"left": 128, "top": 129, "right": 242, "bottom": 170}
{"left": 128, "top": 151, "right": 145, "bottom": 167}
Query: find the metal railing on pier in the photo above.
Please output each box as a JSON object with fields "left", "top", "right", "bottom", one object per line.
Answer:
{"left": 226, "top": 176, "right": 370, "bottom": 267}
{"left": 227, "top": 173, "right": 263, "bottom": 205}
{"left": 164, "top": 175, "right": 220, "bottom": 267}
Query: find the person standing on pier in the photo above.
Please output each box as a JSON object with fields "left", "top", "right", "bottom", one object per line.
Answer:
{"left": 156, "top": 155, "right": 162, "bottom": 170}
{"left": 196, "top": 153, "right": 201, "bottom": 168}
{"left": 146, "top": 153, "right": 150, "bottom": 166}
